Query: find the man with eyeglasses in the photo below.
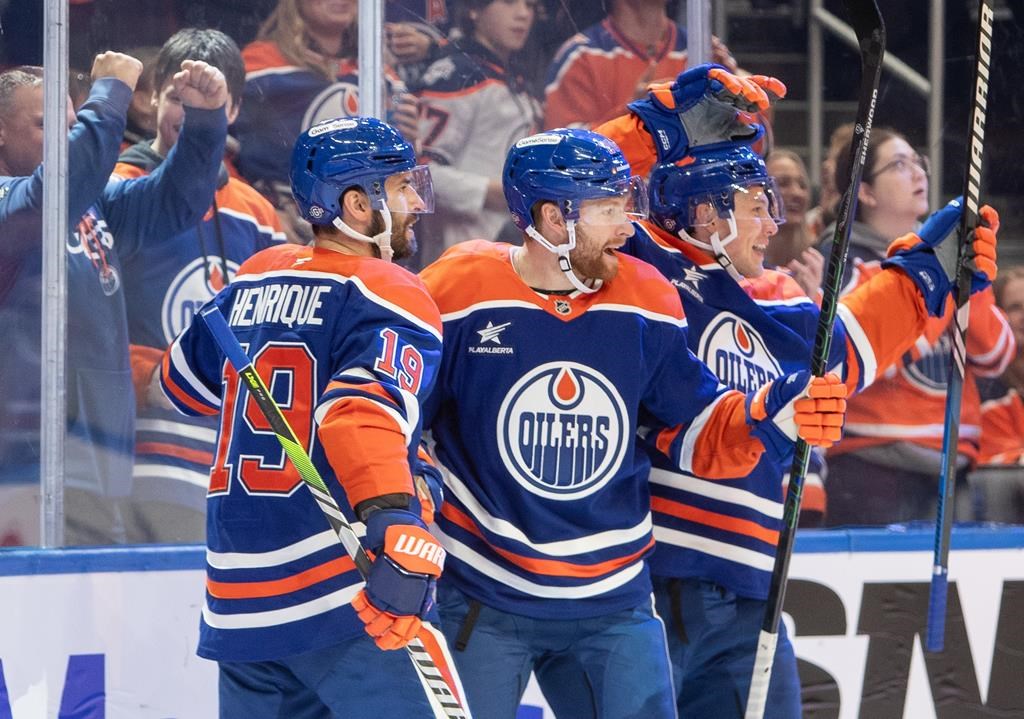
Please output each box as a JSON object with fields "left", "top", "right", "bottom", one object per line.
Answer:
{"left": 817, "top": 127, "right": 1014, "bottom": 527}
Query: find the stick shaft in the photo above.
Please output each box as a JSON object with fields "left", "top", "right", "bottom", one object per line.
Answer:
{"left": 745, "top": 1, "right": 885, "bottom": 715}
{"left": 926, "top": 0, "right": 994, "bottom": 654}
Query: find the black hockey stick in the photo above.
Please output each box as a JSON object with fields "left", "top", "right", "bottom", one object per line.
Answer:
{"left": 199, "top": 305, "right": 469, "bottom": 719}
{"left": 743, "top": 2, "right": 885, "bottom": 716}
{"left": 926, "top": 0, "right": 995, "bottom": 654}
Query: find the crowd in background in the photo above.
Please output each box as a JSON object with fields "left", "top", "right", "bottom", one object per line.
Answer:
{"left": 0, "top": 0, "right": 1023, "bottom": 548}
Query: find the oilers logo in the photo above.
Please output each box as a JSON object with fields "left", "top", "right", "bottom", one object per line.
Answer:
{"left": 161, "top": 256, "right": 239, "bottom": 343}
{"left": 901, "top": 334, "right": 951, "bottom": 395}
{"left": 697, "top": 312, "right": 781, "bottom": 392}
{"left": 497, "top": 362, "right": 628, "bottom": 501}
{"left": 302, "top": 81, "right": 361, "bottom": 129}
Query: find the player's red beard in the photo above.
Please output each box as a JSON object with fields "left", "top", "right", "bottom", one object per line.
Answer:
{"left": 368, "top": 211, "right": 418, "bottom": 260}
{"left": 567, "top": 223, "right": 619, "bottom": 282}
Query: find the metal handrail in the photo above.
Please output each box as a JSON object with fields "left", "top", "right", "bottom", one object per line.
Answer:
{"left": 809, "top": 0, "right": 945, "bottom": 209}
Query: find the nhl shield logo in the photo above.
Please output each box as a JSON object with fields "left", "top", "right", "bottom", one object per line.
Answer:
{"left": 554, "top": 299, "right": 571, "bottom": 315}
{"left": 496, "top": 362, "right": 628, "bottom": 501}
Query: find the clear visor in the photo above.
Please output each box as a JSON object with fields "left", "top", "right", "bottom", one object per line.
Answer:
{"left": 691, "top": 179, "right": 785, "bottom": 227}
{"left": 578, "top": 176, "right": 649, "bottom": 226}
{"left": 384, "top": 165, "right": 435, "bottom": 214}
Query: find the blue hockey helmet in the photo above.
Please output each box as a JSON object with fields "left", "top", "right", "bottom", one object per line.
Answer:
{"left": 502, "top": 128, "right": 647, "bottom": 231}
{"left": 648, "top": 145, "right": 783, "bottom": 279}
{"left": 290, "top": 116, "right": 433, "bottom": 226}
{"left": 648, "top": 145, "right": 784, "bottom": 234}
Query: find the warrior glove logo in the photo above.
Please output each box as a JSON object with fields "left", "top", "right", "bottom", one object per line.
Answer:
{"left": 497, "top": 362, "right": 628, "bottom": 500}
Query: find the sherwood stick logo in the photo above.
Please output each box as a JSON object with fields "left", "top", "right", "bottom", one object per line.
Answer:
{"left": 965, "top": 2, "right": 993, "bottom": 215}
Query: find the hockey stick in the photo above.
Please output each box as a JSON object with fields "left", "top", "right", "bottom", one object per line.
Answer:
{"left": 926, "top": 0, "right": 995, "bottom": 654}
{"left": 199, "top": 305, "right": 469, "bottom": 719}
{"left": 743, "top": 2, "right": 884, "bottom": 716}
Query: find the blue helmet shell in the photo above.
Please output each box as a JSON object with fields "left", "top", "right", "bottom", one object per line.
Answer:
{"left": 649, "top": 145, "right": 778, "bottom": 233}
{"left": 290, "top": 116, "right": 416, "bottom": 226}
{"left": 503, "top": 129, "right": 634, "bottom": 230}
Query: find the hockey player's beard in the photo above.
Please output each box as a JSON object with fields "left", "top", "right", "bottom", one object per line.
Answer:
{"left": 368, "top": 212, "right": 417, "bottom": 261}
{"left": 567, "top": 224, "right": 619, "bottom": 282}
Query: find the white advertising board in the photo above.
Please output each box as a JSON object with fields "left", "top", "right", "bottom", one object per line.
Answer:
{"left": 0, "top": 529, "right": 1021, "bottom": 718}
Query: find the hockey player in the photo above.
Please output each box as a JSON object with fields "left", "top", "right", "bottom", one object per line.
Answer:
{"left": 419, "top": 127, "right": 848, "bottom": 718}
{"left": 588, "top": 65, "right": 1002, "bottom": 717}
{"left": 160, "top": 116, "right": 464, "bottom": 717}
{"left": 112, "top": 29, "right": 285, "bottom": 543}
{"left": 0, "top": 53, "right": 227, "bottom": 545}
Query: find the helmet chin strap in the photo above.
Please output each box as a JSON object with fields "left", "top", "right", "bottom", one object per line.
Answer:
{"left": 676, "top": 210, "right": 743, "bottom": 282}
{"left": 525, "top": 220, "right": 601, "bottom": 294}
{"left": 332, "top": 200, "right": 395, "bottom": 262}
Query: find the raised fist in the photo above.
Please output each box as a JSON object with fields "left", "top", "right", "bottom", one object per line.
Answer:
{"left": 171, "top": 60, "right": 229, "bottom": 111}
{"left": 91, "top": 51, "right": 144, "bottom": 91}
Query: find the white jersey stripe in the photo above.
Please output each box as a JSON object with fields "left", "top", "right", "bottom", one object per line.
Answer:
{"left": 136, "top": 418, "right": 218, "bottom": 443}
{"left": 649, "top": 467, "right": 783, "bottom": 519}
{"left": 202, "top": 583, "right": 363, "bottom": 629}
{"left": 844, "top": 421, "right": 981, "bottom": 440}
{"left": 442, "top": 465, "right": 653, "bottom": 555}
{"left": 170, "top": 341, "right": 221, "bottom": 407}
{"left": 435, "top": 525, "right": 645, "bottom": 598}
{"left": 206, "top": 528, "right": 366, "bottom": 570}
{"left": 653, "top": 525, "right": 775, "bottom": 571}
{"left": 675, "top": 392, "right": 731, "bottom": 476}
{"left": 132, "top": 464, "right": 209, "bottom": 489}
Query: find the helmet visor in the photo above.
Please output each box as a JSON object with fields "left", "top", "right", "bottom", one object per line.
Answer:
{"left": 385, "top": 164, "right": 435, "bottom": 214}
{"left": 578, "top": 176, "right": 649, "bottom": 226}
{"left": 692, "top": 178, "right": 785, "bottom": 227}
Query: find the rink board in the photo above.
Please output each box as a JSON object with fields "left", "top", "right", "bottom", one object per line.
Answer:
{"left": 0, "top": 527, "right": 1022, "bottom": 718}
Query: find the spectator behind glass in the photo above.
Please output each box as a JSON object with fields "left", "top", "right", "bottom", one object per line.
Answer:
{"left": 385, "top": 0, "right": 451, "bottom": 87}
{"left": 820, "top": 127, "right": 1015, "bottom": 526}
{"left": 233, "top": 0, "right": 420, "bottom": 246}
{"left": 972, "top": 265, "right": 1024, "bottom": 523}
{"left": 122, "top": 45, "right": 161, "bottom": 148}
{"left": 413, "top": 0, "right": 541, "bottom": 261}
{"left": 0, "top": 54, "right": 227, "bottom": 546}
{"left": 542, "top": 0, "right": 738, "bottom": 131}
{"left": 765, "top": 149, "right": 823, "bottom": 299}
{"left": 806, "top": 121, "right": 854, "bottom": 239}
{"left": 111, "top": 29, "right": 286, "bottom": 544}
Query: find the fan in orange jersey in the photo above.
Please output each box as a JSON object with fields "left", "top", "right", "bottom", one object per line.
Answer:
{"left": 819, "top": 127, "right": 1014, "bottom": 527}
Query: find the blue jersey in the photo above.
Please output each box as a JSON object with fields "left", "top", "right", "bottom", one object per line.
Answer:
{"left": 420, "top": 241, "right": 770, "bottom": 620}
{"left": 113, "top": 142, "right": 284, "bottom": 513}
{"left": 0, "top": 79, "right": 225, "bottom": 497}
{"left": 623, "top": 221, "right": 931, "bottom": 599}
{"left": 161, "top": 244, "right": 443, "bottom": 662}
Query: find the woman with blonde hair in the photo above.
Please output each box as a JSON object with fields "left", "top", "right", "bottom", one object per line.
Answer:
{"left": 233, "top": 0, "right": 419, "bottom": 220}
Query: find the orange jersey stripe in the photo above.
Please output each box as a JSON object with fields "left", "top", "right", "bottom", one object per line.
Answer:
{"left": 206, "top": 556, "right": 357, "bottom": 599}
{"left": 134, "top": 441, "right": 213, "bottom": 467}
{"left": 162, "top": 352, "right": 219, "bottom": 416}
{"left": 651, "top": 495, "right": 779, "bottom": 546}
{"left": 440, "top": 502, "right": 654, "bottom": 579}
